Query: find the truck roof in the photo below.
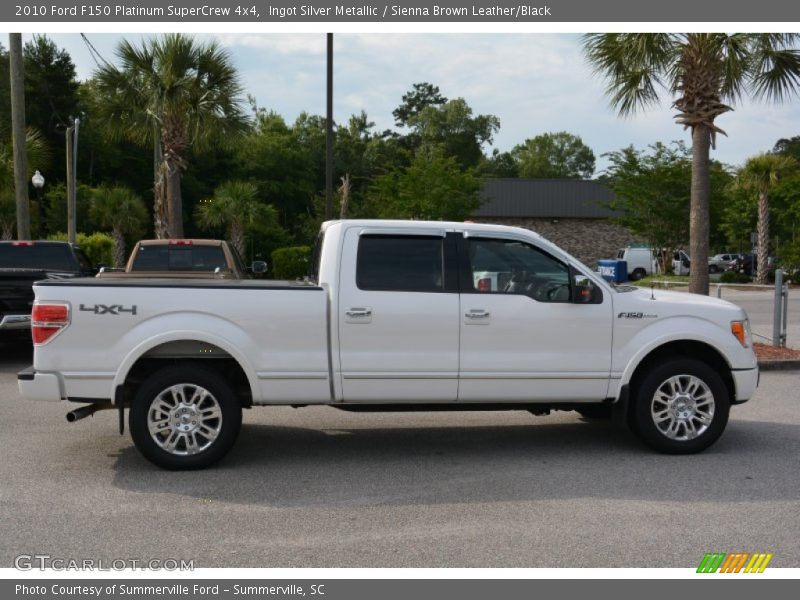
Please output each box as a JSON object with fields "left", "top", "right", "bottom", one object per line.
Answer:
{"left": 320, "top": 219, "right": 542, "bottom": 238}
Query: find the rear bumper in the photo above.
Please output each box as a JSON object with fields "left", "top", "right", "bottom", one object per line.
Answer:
{"left": 18, "top": 367, "right": 63, "bottom": 402}
{"left": 732, "top": 367, "right": 759, "bottom": 404}
{"left": 0, "top": 313, "right": 31, "bottom": 330}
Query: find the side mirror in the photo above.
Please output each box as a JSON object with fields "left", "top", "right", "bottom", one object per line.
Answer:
{"left": 251, "top": 260, "right": 268, "bottom": 275}
{"left": 573, "top": 274, "right": 600, "bottom": 304}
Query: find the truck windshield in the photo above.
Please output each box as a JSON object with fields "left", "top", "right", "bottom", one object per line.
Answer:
{"left": 0, "top": 244, "right": 75, "bottom": 271}
{"left": 131, "top": 245, "right": 228, "bottom": 272}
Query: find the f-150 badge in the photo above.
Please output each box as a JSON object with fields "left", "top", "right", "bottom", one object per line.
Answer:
{"left": 79, "top": 304, "right": 137, "bottom": 315}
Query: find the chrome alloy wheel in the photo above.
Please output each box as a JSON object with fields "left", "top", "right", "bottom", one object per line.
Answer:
{"left": 650, "top": 375, "right": 715, "bottom": 441}
{"left": 147, "top": 384, "right": 223, "bottom": 455}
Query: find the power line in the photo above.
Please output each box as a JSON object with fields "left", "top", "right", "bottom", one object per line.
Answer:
{"left": 80, "top": 33, "right": 112, "bottom": 69}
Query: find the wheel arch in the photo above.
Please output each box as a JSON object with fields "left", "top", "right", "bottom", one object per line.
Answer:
{"left": 114, "top": 334, "right": 258, "bottom": 408}
{"left": 618, "top": 339, "right": 735, "bottom": 424}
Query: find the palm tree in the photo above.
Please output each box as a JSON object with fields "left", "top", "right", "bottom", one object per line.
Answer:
{"left": 90, "top": 185, "right": 148, "bottom": 267}
{"left": 0, "top": 127, "right": 51, "bottom": 189}
{"left": 94, "top": 34, "right": 247, "bottom": 239}
{"left": 583, "top": 34, "right": 800, "bottom": 294}
{"left": 195, "top": 181, "right": 274, "bottom": 258}
{"left": 735, "top": 154, "right": 798, "bottom": 284}
{"left": 0, "top": 127, "right": 51, "bottom": 239}
{"left": 0, "top": 189, "right": 15, "bottom": 239}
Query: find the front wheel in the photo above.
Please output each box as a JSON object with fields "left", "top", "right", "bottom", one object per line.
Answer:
{"left": 129, "top": 365, "right": 242, "bottom": 470}
{"left": 630, "top": 358, "right": 730, "bottom": 454}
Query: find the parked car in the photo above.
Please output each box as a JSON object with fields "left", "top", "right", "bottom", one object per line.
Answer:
{"left": 672, "top": 250, "right": 692, "bottom": 275}
{"left": 19, "top": 220, "right": 758, "bottom": 469}
{"left": 709, "top": 253, "right": 741, "bottom": 273}
{"left": 732, "top": 254, "right": 776, "bottom": 277}
{"left": 616, "top": 246, "right": 657, "bottom": 281}
{"left": 0, "top": 241, "right": 95, "bottom": 338}
{"left": 96, "top": 239, "right": 266, "bottom": 280}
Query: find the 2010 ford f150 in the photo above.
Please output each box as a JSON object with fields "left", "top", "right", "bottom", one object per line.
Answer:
{"left": 18, "top": 220, "right": 758, "bottom": 469}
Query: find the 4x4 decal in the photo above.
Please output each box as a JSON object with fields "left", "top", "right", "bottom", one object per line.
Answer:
{"left": 79, "top": 304, "right": 137, "bottom": 316}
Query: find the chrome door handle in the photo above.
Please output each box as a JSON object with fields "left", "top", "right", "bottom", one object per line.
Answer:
{"left": 346, "top": 308, "right": 372, "bottom": 318}
{"left": 465, "top": 310, "right": 490, "bottom": 319}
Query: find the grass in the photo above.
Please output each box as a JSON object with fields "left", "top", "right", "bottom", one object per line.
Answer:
{"left": 630, "top": 274, "right": 690, "bottom": 288}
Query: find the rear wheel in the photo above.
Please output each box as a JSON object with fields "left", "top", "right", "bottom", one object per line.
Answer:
{"left": 129, "top": 365, "right": 242, "bottom": 470}
{"left": 630, "top": 358, "right": 730, "bottom": 454}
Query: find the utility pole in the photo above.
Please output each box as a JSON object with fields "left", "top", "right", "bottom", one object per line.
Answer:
{"left": 65, "top": 121, "right": 77, "bottom": 244}
{"left": 9, "top": 33, "right": 30, "bottom": 240}
{"left": 325, "top": 33, "right": 333, "bottom": 220}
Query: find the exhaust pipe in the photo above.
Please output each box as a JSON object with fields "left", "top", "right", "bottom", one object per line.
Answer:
{"left": 66, "top": 403, "right": 111, "bottom": 423}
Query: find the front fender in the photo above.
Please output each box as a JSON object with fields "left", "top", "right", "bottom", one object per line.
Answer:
{"left": 615, "top": 315, "right": 756, "bottom": 396}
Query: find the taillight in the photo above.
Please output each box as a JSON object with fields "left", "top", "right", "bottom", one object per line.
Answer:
{"left": 169, "top": 240, "right": 193, "bottom": 246}
{"left": 12, "top": 241, "right": 34, "bottom": 246}
{"left": 31, "top": 303, "right": 70, "bottom": 345}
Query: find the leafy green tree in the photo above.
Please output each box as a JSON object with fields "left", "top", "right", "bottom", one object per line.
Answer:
{"left": 393, "top": 82, "right": 447, "bottom": 127}
{"left": 478, "top": 149, "right": 518, "bottom": 178}
{"left": 370, "top": 146, "right": 483, "bottom": 221}
{"left": 0, "top": 188, "right": 14, "bottom": 239}
{"left": 511, "top": 132, "right": 595, "bottom": 179}
{"left": 196, "top": 181, "right": 276, "bottom": 258}
{"left": 583, "top": 33, "right": 800, "bottom": 294}
{"left": 236, "top": 110, "right": 315, "bottom": 230}
{"left": 604, "top": 141, "right": 732, "bottom": 273}
{"left": 23, "top": 35, "right": 80, "bottom": 182}
{"left": 44, "top": 182, "right": 92, "bottom": 235}
{"left": 0, "top": 44, "right": 10, "bottom": 136}
{"left": 94, "top": 34, "right": 248, "bottom": 238}
{"left": 773, "top": 136, "right": 800, "bottom": 160}
{"left": 734, "top": 153, "right": 798, "bottom": 283}
{"left": 406, "top": 98, "right": 500, "bottom": 169}
{"left": 90, "top": 185, "right": 149, "bottom": 267}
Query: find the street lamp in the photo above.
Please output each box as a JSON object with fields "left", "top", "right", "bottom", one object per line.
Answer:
{"left": 31, "top": 170, "right": 45, "bottom": 238}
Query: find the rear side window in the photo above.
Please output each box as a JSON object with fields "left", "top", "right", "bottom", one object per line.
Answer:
{"left": 0, "top": 244, "right": 75, "bottom": 271}
{"left": 131, "top": 245, "right": 228, "bottom": 272}
{"left": 356, "top": 235, "right": 444, "bottom": 292}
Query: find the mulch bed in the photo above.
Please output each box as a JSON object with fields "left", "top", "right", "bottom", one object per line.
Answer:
{"left": 753, "top": 342, "right": 800, "bottom": 361}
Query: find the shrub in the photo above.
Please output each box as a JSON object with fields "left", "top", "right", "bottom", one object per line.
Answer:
{"left": 47, "top": 231, "right": 115, "bottom": 268}
{"left": 271, "top": 246, "right": 311, "bottom": 280}
{"left": 719, "top": 271, "right": 752, "bottom": 284}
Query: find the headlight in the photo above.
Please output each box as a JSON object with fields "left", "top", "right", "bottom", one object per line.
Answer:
{"left": 731, "top": 320, "right": 751, "bottom": 348}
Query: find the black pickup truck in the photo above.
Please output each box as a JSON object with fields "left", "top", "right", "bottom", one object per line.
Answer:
{"left": 0, "top": 241, "right": 95, "bottom": 337}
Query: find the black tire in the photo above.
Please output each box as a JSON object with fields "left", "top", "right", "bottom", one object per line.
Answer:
{"left": 629, "top": 268, "right": 647, "bottom": 281}
{"left": 129, "top": 365, "right": 242, "bottom": 470}
{"left": 630, "top": 358, "right": 730, "bottom": 454}
{"left": 709, "top": 264, "right": 719, "bottom": 273}
{"left": 576, "top": 405, "right": 612, "bottom": 420}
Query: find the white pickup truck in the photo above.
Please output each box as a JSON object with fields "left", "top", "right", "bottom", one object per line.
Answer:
{"left": 19, "top": 220, "right": 758, "bottom": 469}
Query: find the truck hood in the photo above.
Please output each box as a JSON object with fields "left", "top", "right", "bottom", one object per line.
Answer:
{"left": 616, "top": 286, "right": 747, "bottom": 323}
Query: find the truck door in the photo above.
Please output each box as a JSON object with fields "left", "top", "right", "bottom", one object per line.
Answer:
{"left": 337, "top": 227, "right": 460, "bottom": 402}
{"left": 457, "top": 234, "right": 613, "bottom": 402}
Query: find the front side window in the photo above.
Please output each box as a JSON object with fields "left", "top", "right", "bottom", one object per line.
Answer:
{"left": 466, "top": 238, "right": 571, "bottom": 303}
{"left": 356, "top": 235, "right": 444, "bottom": 292}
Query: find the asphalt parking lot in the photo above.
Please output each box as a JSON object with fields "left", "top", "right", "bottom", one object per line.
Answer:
{"left": 1, "top": 339, "right": 798, "bottom": 569}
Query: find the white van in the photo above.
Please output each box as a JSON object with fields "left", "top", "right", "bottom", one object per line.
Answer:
{"left": 617, "top": 246, "right": 657, "bottom": 281}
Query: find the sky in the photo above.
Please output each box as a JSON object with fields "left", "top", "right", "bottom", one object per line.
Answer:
{"left": 32, "top": 32, "right": 800, "bottom": 174}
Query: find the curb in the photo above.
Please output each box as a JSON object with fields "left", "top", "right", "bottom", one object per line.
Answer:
{"left": 757, "top": 360, "right": 800, "bottom": 371}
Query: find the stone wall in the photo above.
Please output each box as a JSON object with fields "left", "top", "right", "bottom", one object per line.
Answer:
{"left": 472, "top": 217, "right": 639, "bottom": 269}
